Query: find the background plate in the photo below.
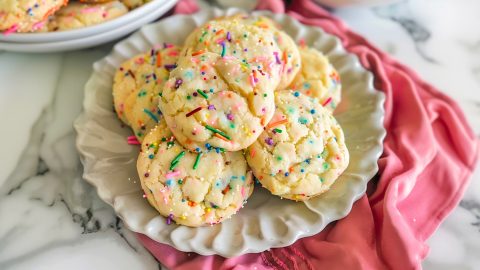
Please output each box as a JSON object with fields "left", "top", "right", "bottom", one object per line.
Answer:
{"left": 75, "top": 8, "right": 386, "bottom": 257}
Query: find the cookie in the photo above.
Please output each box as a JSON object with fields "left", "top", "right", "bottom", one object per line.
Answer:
{"left": 0, "top": 0, "right": 67, "bottom": 33}
{"left": 216, "top": 14, "right": 301, "bottom": 90}
{"left": 289, "top": 46, "right": 341, "bottom": 112}
{"left": 120, "top": 0, "right": 148, "bottom": 9}
{"left": 159, "top": 50, "right": 276, "bottom": 152}
{"left": 112, "top": 45, "right": 181, "bottom": 141}
{"left": 181, "top": 18, "right": 283, "bottom": 92}
{"left": 48, "top": 1, "right": 127, "bottom": 31}
{"left": 138, "top": 120, "right": 254, "bottom": 227}
{"left": 246, "top": 90, "right": 349, "bottom": 201}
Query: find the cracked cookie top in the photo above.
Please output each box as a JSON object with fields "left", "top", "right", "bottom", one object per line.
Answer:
{"left": 112, "top": 45, "right": 180, "bottom": 141}
{"left": 159, "top": 50, "right": 276, "bottom": 151}
{"left": 246, "top": 90, "right": 349, "bottom": 201}
{"left": 137, "top": 120, "right": 254, "bottom": 227}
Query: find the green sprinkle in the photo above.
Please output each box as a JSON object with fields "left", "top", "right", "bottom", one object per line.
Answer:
{"left": 320, "top": 177, "right": 325, "bottom": 183}
{"left": 158, "top": 93, "right": 162, "bottom": 97}
{"left": 230, "top": 123, "right": 235, "bottom": 129}
{"left": 196, "top": 89, "right": 208, "bottom": 99}
{"left": 193, "top": 152, "right": 202, "bottom": 170}
{"left": 299, "top": 117, "right": 308, "bottom": 125}
{"left": 161, "top": 137, "right": 167, "bottom": 141}
{"left": 276, "top": 156, "right": 283, "bottom": 161}
{"left": 205, "top": 125, "right": 231, "bottom": 140}
{"left": 137, "top": 90, "right": 147, "bottom": 97}
{"left": 221, "top": 42, "right": 226, "bottom": 57}
{"left": 186, "top": 95, "right": 191, "bottom": 100}
{"left": 170, "top": 151, "right": 185, "bottom": 170}
{"left": 274, "top": 128, "right": 282, "bottom": 133}
{"left": 143, "top": 108, "right": 159, "bottom": 123}
{"left": 263, "top": 93, "right": 267, "bottom": 97}
{"left": 323, "top": 162, "right": 330, "bottom": 170}
{"left": 178, "top": 179, "right": 183, "bottom": 185}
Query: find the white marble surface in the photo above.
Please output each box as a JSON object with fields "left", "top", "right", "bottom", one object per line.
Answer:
{"left": 0, "top": 0, "right": 479, "bottom": 269}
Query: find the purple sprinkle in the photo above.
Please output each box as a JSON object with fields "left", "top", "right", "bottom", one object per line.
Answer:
{"left": 150, "top": 49, "right": 155, "bottom": 56}
{"left": 274, "top": 52, "right": 281, "bottom": 64}
{"left": 166, "top": 214, "right": 173, "bottom": 225}
{"left": 265, "top": 137, "right": 274, "bottom": 146}
{"left": 208, "top": 105, "right": 216, "bottom": 110}
{"left": 164, "top": 64, "right": 177, "bottom": 71}
{"left": 193, "top": 92, "right": 198, "bottom": 97}
{"left": 243, "top": 48, "right": 248, "bottom": 52}
{"left": 226, "top": 113, "right": 234, "bottom": 121}
{"left": 174, "top": 78, "right": 183, "bottom": 89}
{"left": 226, "top": 31, "right": 231, "bottom": 41}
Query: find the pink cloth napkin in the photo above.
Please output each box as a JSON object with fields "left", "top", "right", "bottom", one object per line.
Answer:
{"left": 137, "top": 0, "right": 480, "bottom": 269}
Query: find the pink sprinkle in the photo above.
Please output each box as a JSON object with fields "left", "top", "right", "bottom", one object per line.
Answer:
{"left": 249, "top": 74, "right": 256, "bottom": 87}
{"left": 165, "top": 170, "right": 180, "bottom": 178}
{"left": 322, "top": 97, "right": 333, "bottom": 107}
{"left": 216, "top": 38, "right": 225, "bottom": 44}
{"left": 127, "top": 136, "right": 140, "bottom": 145}
{"left": 81, "top": 7, "right": 100, "bottom": 14}
{"left": 241, "top": 187, "right": 245, "bottom": 197}
{"left": 226, "top": 113, "right": 234, "bottom": 121}
{"left": 32, "top": 21, "right": 45, "bottom": 31}
{"left": 222, "top": 56, "right": 236, "bottom": 61}
{"left": 3, "top": 24, "right": 18, "bottom": 35}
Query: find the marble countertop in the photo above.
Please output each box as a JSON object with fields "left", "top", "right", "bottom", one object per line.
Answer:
{"left": 0, "top": 0, "right": 479, "bottom": 269}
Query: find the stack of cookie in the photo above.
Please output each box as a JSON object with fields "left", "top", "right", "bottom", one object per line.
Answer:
{"left": 112, "top": 15, "right": 349, "bottom": 227}
{"left": 0, "top": 0, "right": 146, "bottom": 33}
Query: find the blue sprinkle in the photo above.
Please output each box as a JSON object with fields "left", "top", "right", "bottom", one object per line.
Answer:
{"left": 293, "top": 91, "right": 300, "bottom": 97}
{"left": 205, "top": 143, "right": 211, "bottom": 149}
{"left": 215, "top": 148, "right": 220, "bottom": 153}
{"left": 300, "top": 169, "right": 305, "bottom": 173}
{"left": 148, "top": 154, "right": 154, "bottom": 159}
{"left": 305, "top": 158, "right": 311, "bottom": 164}
{"left": 284, "top": 172, "right": 290, "bottom": 177}
{"left": 210, "top": 88, "right": 214, "bottom": 93}
{"left": 195, "top": 147, "right": 201, "bottom": 152}
{"left": 241, "top": 176, "right": 246, "bottom": 181}
{"left": 166, "top": 179, "right": 173, "bottom": 186}
{"left": 310, "top": 109, "right": 316, "bottom": 114}
{"left": 232, "top": 176, "right": 238, "bottom": 179}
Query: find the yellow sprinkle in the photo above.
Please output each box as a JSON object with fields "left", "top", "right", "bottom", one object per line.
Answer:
{"left": 205, "top": 208, "right": 211, "bottom": 213}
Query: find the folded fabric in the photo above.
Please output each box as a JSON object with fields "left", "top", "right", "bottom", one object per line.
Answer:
{"left": 137, "top": 0, "right": 480, "bottom": 269}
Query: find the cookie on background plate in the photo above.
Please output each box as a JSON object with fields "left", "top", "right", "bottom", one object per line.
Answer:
{"left": 289, "top": 46, "right": 342, "bottom": 112}
{"left": 138, "top": 120, "right": 254, "bottom": 227}
{"left": 0, "top": 0, "right": 67, "bottom": 33}
{"left": 159, "top": 50, "right": 276, "bottom": 152}
{"left": 112, "top": 45, "right": 181, "bottom": 141}
{"left": 246, "top": 90, "right": 349, "bottom": 201}
{"left": 216, "top": 14, "right": 301, "bottom": 90}
{"left": 48, "top": 1, "right": 128, "bottom": 31}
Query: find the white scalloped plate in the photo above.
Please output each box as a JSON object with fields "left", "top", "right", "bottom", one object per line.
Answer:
{"left": 74, "top": 8, "right": 386, "bottom": 257}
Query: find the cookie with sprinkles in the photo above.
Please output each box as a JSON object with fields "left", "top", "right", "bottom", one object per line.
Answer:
{"left": 138, "top": 120, "right": 254, "bottom": 227}
{"left": 246, "top": 90, "right": 349, "bottom": 201}
{"left": 289, "top": 46, "right": 342, "bottom": 112}
{"left": 159, "top": 50, "right": 276, "bottom": 151}
{"left": 181, "top": 18, "right": 283, "bottom": 92}
{"left": 112, "top": 45, "right": 181, "bottom": 141}
{"left": 0, "top": 0, "right": 67, "bottom": 33}
{"left": 216, "top": 14, "right": 301, "bottom": 90}
{"left": 48, "top": 1, "right": 128, "bottom": 31}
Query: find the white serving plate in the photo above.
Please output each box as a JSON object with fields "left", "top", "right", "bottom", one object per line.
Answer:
{"left": 0, "top": 0, "right": 176, "bottom": 53}
{"left": 75, "top": 8, "right": 386, "bottom": 257}
{"left": 0, "top": 0, "right": 177, "bottom": 43}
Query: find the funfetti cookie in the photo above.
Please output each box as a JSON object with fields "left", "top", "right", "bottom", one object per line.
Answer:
{"left": 48, "top": 1, "right": 128, "bottom": 31}
{"left": 159, "top": 50, "right": 276, "bottom": 152}
{"left": 246, "top": 90, "right": 349, "bottom": 201}
{"left": 112, "top": 45, "right": 181, "bottom": 141}
{"left": 0, "top": 0, "right": 67, "bottom": 33}
{"left": 181, "top": 18, "right": 283, "bottom": 92}
{"left": 138, "top": 120, "right": 254, "bottom": 227}
{"left": 289, "top": 46, "right": 342, "bottom": 112}
{"left": 216, "top": 14, "right": 301, "bottom": 90}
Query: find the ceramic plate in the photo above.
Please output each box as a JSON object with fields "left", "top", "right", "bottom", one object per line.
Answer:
{"left": 0, "top": 0, "right": 177, "bottom": 53}
{"left": 75, "top": 8, "right": 386, "bottom": 257}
